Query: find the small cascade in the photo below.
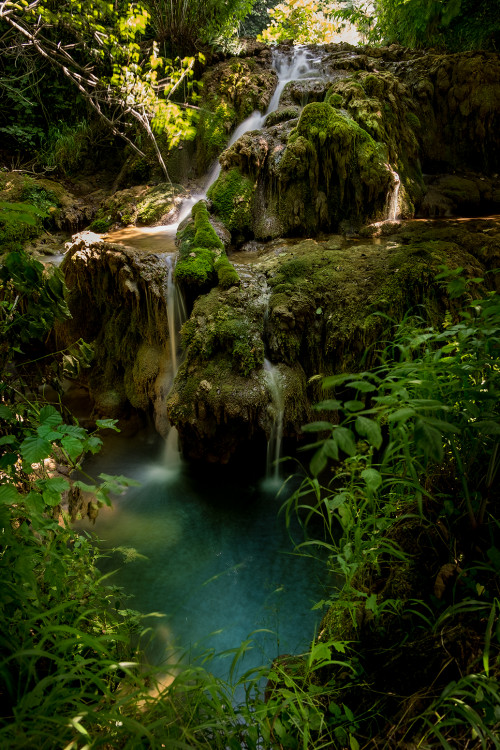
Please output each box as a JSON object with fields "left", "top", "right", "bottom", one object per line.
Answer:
{"left": 386, "top": 169, "right": 401, "bottom": 221}
{"left": 165, "top": 255, "right": 188, "bottom": 468}
{"left": 171, "top": 46, "right": 320, "bottom": 220}
{"left": 264, "top": 359, "right": 285, "bottom": 486}
{"left": 166, "top": 254, "right": 187, "bottom": 375}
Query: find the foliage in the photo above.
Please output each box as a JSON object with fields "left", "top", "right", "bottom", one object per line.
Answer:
{"left": 142, "top": 0, "right": 256, "bottom": 54}
{"left": 240, "top": 0, "right": 281, "bottom": 37}
{"left": 347, "top": 0, "right": 500, "bottom": 50}
{"left": 258, "top": 0, "right": 342, "bottom": 43}
{"left": 280, "top": 270, "right": 500, "bottom": 746}
{"left": 0, "top": 0, "right": 200, "bottom": 177}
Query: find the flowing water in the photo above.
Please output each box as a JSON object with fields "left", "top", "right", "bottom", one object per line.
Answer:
{"left": 264, "top": 359, "right": 285, "bottom": 488}
{"left": 74, "top": 47, "right": 330, "bottom": 689}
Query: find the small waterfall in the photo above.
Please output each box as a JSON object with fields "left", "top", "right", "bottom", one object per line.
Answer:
{"left": 165, "top": 255, "right": 187, "bottom": 469}
{"left": 386, "top": 169, "right": 401, "bottom": 221}
{"left": 166, "top": 255, "right": 187, "bottom": 375}
{"left": 264, "top": 359, "right": 285, "bottom": 486}
{"left": 172, "top": 46, "right": 320, "bottom": 219}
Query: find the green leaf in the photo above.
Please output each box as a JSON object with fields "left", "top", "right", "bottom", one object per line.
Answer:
{"left": 39, "top": 405, "right": 63, "bottom": 426}
{"left": 37, "top": 424, "right": 62, "bottom": 440}
{"left": 0, "top": 484, "right": 22, "bottom": 504}
{"left": 310, "top": 446, "right": 327, "bottom": 476}
{"left": 471, "top": 420, "right": 500, "bottom": 435}
{"left": 61, "top": 435, "right": 84, "bottom": 461}
{"left": 414, "top": 419, "right": 444, "bottom": 463}
{"left": 0, "top": 405, "right": 14, "bottom": 420}
{"left": 333, "top": 426, "right": 357, "bottom": 457}
{"left": 355, "top": 416, "right": 383, "bottom": 449}
{"left": 344, "top": 400, "right": 364, "bottom": 412}
{"left": 348, "top": 380, "right": 377, "bottom": 392}
{"left": 324, "top": 438, "right": 339, "bottom": 461}
{"left": 388, "top": 407, "right": 416, "bottom": 422}
{"left": 20, "top": 435, "right": 52, "bottom": 464}
{"left": 302, "top": 421, "right": 335, "bottom": 433}
{"left": 25, "top": 491, "right": 45, "bottom": 515}
{"left": 322, "top": 373, "right": 359, "bottom": 389}
{"left": 0, "top": 435, "right": 16, "bottom": 446}
{"left": 96, "top": 418, "right": 120, "bottom": 431}
{"left": 361, "top": 468, "right": 382, "bottom": 492}
{"left": 313, "top": 399, "right": 342, "bottom": 411}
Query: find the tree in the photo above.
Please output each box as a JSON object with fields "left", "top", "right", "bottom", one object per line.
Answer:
{"left": 359, "top": 0, "right": 500, "bottom": 50}
{"left": 140, "top": 0, "right": 256, "bottom": 55}
{"left": 258, "top": 0, "right": 342, "bottom": 43}
{"left": 0, "top": 0, "right": 200, "bottom": 178}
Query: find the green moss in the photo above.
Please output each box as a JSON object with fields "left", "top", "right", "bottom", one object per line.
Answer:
{"left": 265, "top": 106, "right": 301, "bottom": 126}
{"left": 207, "top": 168, "right": 254, "bottom": 236}
{"left": 89, "top": 218, "right": 112, "bottom": 233}
{"left": 214, "top": 254, "right": 240, "bottom": 289}
{"left": 406, "top": 111, "right": 421, "bottom": 130}
{"left": 175, "top": 246, "right": 215, "bottom": 288}
{"left": 181, "top": 288, "right": 263, "bottom": 376}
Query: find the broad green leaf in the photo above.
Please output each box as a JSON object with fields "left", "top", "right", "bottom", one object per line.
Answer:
{"left": 355, "top": 416, "right": 383, "bottom": 449}
{"left": 302, "top": 421, "right": 335, "bottom": 433}
{"left": 61, "top": 435, "right": 84, "bottom": 461}
{"left": 37, "top": 424, "right": 62, "bottom": 440}
{"left": 96, "top": 418, "right": 120, "bottom": 431}
{"left": 0, "top": 435, "right": 16, "bottom": 446}
{"left": 86, "top": 436, "right": 103, "bottom": 454}
{"left": 388, "top": 407, "right": 416, "bottom": 423}
{"left": 361, "top": 468, "right": 382, "bottom": 492}
{"left": 310, "top": 446, "right": 327, "bottom": 477}
{"left": 39, "top": 405, "right": 63, "bottom": 426}
{"left": 348, "top": 380, "right": 377, "bottom": 392}
{"left": 25, "top": 491, "right": 45, "bottom": 515}
{"left": 0, "top": 405, "right": 14, "bottom": 420}
{"left": 313, "top": 399, "right": 342, "bottom": 411}
{"left": 20, "top": 435, "right": 52, "bottom": 464}
{"left": 333, "top": 426, "right": 357, "bottom": 457}
{"left": 324, "top": 438, "right": 339, "bottom": 461}
{"left": 322, "top": 373, "right": 359, "bottom": 389}
{"left": 0, "top": 484, "right": 22, "bottom": 504}
{"left": 414, "top": 419, "right": 444, "bottom": 463}
{"left": 471, "top": 420, "right": 500, "bottom": 435}
{"left": 344, "top": 400, "right": 364, "bottom": 412}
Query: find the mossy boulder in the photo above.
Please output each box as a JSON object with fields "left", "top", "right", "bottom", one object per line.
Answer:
{"left": 89, "top": 183, "right": 182, "bottom": 230}
{"left": 175, "top": 201, "right": 240, "bottom": 304}
{"left": 196, "top": 51, "right": 277, "bottom": 173}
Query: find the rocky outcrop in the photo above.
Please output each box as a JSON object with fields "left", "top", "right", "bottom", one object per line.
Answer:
{"left": 58, "top": 233, "right": 174, "bottom": 436}
{"left": 206, "top": 45, "right": 500, "bottom": 243}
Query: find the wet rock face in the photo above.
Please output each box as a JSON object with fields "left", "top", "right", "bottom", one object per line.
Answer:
{"left": 167, "top": 217, "right": 500, "bottom": 464}
{"left": 207, "top": 45, "right": 500, "bottom": 243}
{"left": 59, "top": 233, "right": 174, "bottom": 436}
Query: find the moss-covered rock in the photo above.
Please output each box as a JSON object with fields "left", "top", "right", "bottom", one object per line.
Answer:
{"left": 174, "top": 201, "right": 240, "bottom": 303}
{"left": 89, "top": 183, "right": 182, "bottom": 230}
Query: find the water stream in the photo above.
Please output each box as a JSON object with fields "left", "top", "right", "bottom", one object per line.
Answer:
{"left": 264, "top": 359, "right": 285, "bottom": 488}
{"left": 74, "top": 46, "right": 329, "bottom": 690}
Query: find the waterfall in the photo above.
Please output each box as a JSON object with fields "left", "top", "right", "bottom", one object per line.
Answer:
{"left": 166, "top": 254, "right": 187, "bottom": 375}
{"left": 165, "top": 255, "right": 187, "bottom": 469}
{"left": 264, "top": 359, "right": 285, "bottom": 486}
{"left": 171, "top": 46, "right": 320, "bottom": 222}
{"left": 386, "top": 169, "right": 401, "bottom": 221}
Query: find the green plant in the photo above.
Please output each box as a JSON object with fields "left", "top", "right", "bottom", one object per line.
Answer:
{"left": 279, "top": 270, "right": 500, "bottom": 746}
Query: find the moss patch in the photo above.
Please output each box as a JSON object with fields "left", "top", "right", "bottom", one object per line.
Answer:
{"left": 207, "top": 167, "right": 255, "bottom": 239}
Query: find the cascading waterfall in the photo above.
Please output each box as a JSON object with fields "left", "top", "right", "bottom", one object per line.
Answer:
{"left": 165, "top": 255, "right": 187, "bottom": 469}
{"left": 386, "top": 169, "right": 401, "bottom": 221}
{"left": 166, "top": 254, "right": 187, "bottom": 375}
{"left": 170, "top": 46, "right": 320, "bottom": 224}
{"left": 264, "top": 359, "right": 285, "bottom": 486}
